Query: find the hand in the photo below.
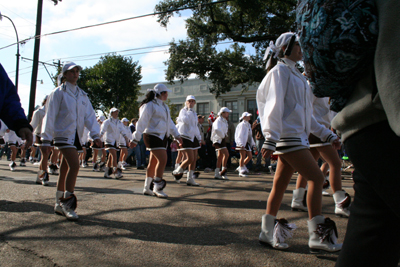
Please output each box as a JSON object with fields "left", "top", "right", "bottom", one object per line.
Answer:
{"left": 177, "top": 137, "right": 183, "bottom": 148}
{"left": 332, "top": 139, "right": 342, "bottom": 150}
{"left": 129, "top": 142, "right": 137, "bottom": 148}
{"left": 261, "top": 148, "right": 273, "bottom": 159}
{"left": 6, "top": 129, "right": 10, "bottom": 133}
{"left": 94, "top": 139, "right": 102, "bottom": 148}
{"left": 18, "top": 127, "right": 33, "bottom": 148}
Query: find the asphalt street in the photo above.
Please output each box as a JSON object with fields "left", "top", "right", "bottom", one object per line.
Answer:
{"left": 0, "top": 160, "right": 354, "bottom": 267}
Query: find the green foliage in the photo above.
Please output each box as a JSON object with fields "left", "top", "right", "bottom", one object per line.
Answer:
{"left": 155, "top": 0, "right": 296, "bottom": 95}
{"left": 78, "top": 54, "right": 142, "bottom": 119}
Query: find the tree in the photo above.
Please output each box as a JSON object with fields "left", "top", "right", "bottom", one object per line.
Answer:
{"left": 155, "top": 0, "right": 296, "bottom": 96}
{"left": 78, "top": 54, "right": 142, "bottom": 119}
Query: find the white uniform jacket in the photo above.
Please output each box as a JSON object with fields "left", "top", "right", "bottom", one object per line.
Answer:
{"left": 81, "top": 127, "right": 89, "bottom": 145}
{"left": 176, "top": 107, "right": 201, "bottom": 142}
{"left": 256, "top": 59, "right": 337, "bottom": 151}
{"left": 211, "top": 117, "right": 229, "bottom": 144}
{"left": 0, "top": 119, "right": 8, "bottom": 137}
{"left": 5, "top": 130, "right": 22, "bottom": 144}
{"left": 197, "top": 122, "right": 204, "bottom": 142}
{"left": 235, "top": 120, "right": 255, "bottom": 148}
{"left": 312, "top": 96, "right": 336, "bottom": 129}
{"left": 30, "top": 106, "right": 46, "bottom": 136}
{"left": 100, "top": 118, "right": 127, "bottom": 145}
{"left": 41, "top": 82, "right": 100, "bottom": 146}
{"left": 119, "top": 125, "right": 131, "bottom": 146}
{"left": 132, "top": 98, "right": 180, "bottom": 143}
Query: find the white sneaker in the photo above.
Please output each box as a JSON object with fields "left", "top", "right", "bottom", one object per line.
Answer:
{"left": 239, "top": 171, "right": 248, "bottom": 178}
{"left": 59, "top": 193, "right": 79, "bottom": 221}
{"left": 104, "top": 167, "right": 112, "bottom": 178}
{"left": 54, "top": 203, "right": 63, "bottom": 215}
{"left": 9, "top": 161, "right": 16, "bottom": 171}
{"left": 114, "top": 168, "right": 123, "bottom": 179}
{"left": 235, "top": 167, "right": 240, "bottom": 173}
{"left": 20, "top": 159, "right": 26, "bottom": 167}
{"left": 153, "top": 179, "right": 168, "bottom": 198}
{"left": 322, "top": 189, "right": 330, "bottom": 196}
{"left": 42, "top": 172, "right": 50, "bottom": 186}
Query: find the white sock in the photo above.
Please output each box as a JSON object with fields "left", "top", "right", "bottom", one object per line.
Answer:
{"left": 64, "top": 191, "right": 74, "bottom": 198}
{"left": 215, "top": 168, "right": 220, "bottom": 175}
{"left": 56, "top": 191, "right": 64, "bottom": 204}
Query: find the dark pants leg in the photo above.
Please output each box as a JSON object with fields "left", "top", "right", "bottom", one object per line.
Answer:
{"left": 336, "top": 121, "right": 400, "bottom": 267}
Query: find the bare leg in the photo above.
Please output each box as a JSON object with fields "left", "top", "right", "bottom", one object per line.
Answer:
{"left": 151, "top": 149, "right": 167, "bottom": 178}
{"left": 296, "top": 148, "right": 320, "bottom": 189}
{"left": 39, "top": 146, "right": 51, "bottom": 172}
{"left": 267, "top": 149, "right": 324, "bottom": 219}
{"left": 317, "top": 145, "right": 342, "bottom": 192}
{"left": 57, "top": 148, "right": 80, "bottom": 192}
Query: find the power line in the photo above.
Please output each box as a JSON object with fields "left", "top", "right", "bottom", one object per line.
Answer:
{"left": 0, "top": 0, "right": 230, "bottom": 51}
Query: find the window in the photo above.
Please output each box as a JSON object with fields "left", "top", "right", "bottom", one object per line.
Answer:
{"left": 199, "top": 84, "right": 208, "bottom": 92}
{"left": 247, "top": 99, "right": 257, "bottom": 120}
{"left": 197, "top": 102, "right": 209, "bottom": 116}
{"left": 173, "top": 87, "right": 183, "bottom": 94}
{"left": 225, "top": 100, "right": 239, "bottom": 122}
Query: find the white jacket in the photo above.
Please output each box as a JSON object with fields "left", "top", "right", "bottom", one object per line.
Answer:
{"left": 0, "top": 119, "right": 8, "bottom": 137}
{"left": 312, "top": 96, "right": 336, "bottom": 129}
{"left": 132, "top": 98, "right": 180, "bottom": 143}
{"left": 235, "top": 120, "right": 255, "bottom": 148}
{"left": 119, "top": 124, "right": 131, "bottom": 146}
{"left": 100, "top": 118, "right": 127, "bottom": 145}
{"left": 211, "top": 117, "right": 229, "bottom": 144}
{"left": 81, "top": 127, "right": 89, "bottom": 144}
{"left": 30, "top": 106, "right": 46, "bottom": 136}
{"left": 41, "top": 82, "right": 100, "bottom": 146}
{"left": 256, "top": 59, "right": 337, "bottom": 151}
{"left": 176, "top": 107, "right": 201, "bottom": 142}
{"left": 5, "top": 130, "right": 22, "bottom": 144}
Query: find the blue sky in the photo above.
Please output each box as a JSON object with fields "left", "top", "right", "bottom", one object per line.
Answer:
{"left": 0, "top": 0, "right": 255, "bottom": 114}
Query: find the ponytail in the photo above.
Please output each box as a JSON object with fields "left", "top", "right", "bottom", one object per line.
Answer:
{"left": 140, "top": 91, "right": 157, "bottom": 107}
{"left": 266, "top": 50, "right": 285, "bottom": 73}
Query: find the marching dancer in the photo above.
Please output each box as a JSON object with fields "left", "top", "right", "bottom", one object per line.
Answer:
{"left": 291, "top": 96, "right": 351, "bottom": 217}
{"left": 118, "top": 118, "right": 131, "bottom": 170}
{"left": 131, "top": 84, "right": 182, "bottom": 198}
{"left": 41, "top": 62, "right": 101, "bottom": 221}
{"left": 30, "top": 96, "right": 51, "bottom": 185}
{"left": 172, "top": 95, "right": 202, "bottom": 186}
{"left": 211, "top": 107, "right": 232, "bottom": 180}
{"left": 256, "top": 33, "right": 342, "bottom": 252}
{"left": 91, "top": 116, "right": 106, "bottom": 172}
{"left": 234, "top": 112, "right": 255, "bottom": 177}
{"left": 100, "top": 108, "right": 129, "bottom": 179}
{"left": 5, "top": 129, "right": 26, "bottom": 171}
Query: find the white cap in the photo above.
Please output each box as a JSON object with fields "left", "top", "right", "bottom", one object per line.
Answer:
{"left": 98, "top": 115, "right": 106, "bottom": 122}
{"left": 239, "top": 112, "right": 252, "bottom": 120}
{"left": 62, "top": 62, "right": 82, "bottom": 74}
{"left": 186, "top": 95, "right": 196, "bottom": 101}
{"left": 121, "top": 118, "right": 129, "bottom": 122}
{"left": 217, "top": 107, "right": 232, "bottom": 116}
{"left": 110, "top": 107, "right": 119, "bottom": 113}
{"left": 147, "top": 83, "right": 171, "bottom": 95}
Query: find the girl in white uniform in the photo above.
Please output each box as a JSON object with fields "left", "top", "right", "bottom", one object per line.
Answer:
{"left": 0, "top": 119, "right": 6, "bottom": 149}
{"left": 100, "top": 108, "right": 129, "bottom": 179}
{"left": 30, "top": 96, "right": 51, "bottom": 185}
{"left": 291, "top": 96, "right": 351, "bottom": 217}
{"left": 131, "top": 84, "right": 183, "bottom": 198}
{"left": 5, "top": 129, "right": 26, "bottom": 171}
{"left": 172, "top": 95, "right": 202, "bottom": 186}
{"left": 79, "top": 127, "right": 89, "bottom": 168}
{"left": 211, "top": 107, "right": 232, "bottom": 180}
{"left": 41, "top": 62, "right": 101, "bottom": 221}
{"left": 256, "top": 33, "right": 342, "bottom": 253}
{"left": 235, "top": 112, "right": 255, "bottom": 177}
{"left": 91, "top": 116, "right": 106, "bottom": 171}
{"left": 118, "top": 118, "right": 131, "bottom": 170}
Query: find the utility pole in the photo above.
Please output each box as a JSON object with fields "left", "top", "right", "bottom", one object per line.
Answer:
{"left": 28, "top": 0, "right": 43, "bottom": 120}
